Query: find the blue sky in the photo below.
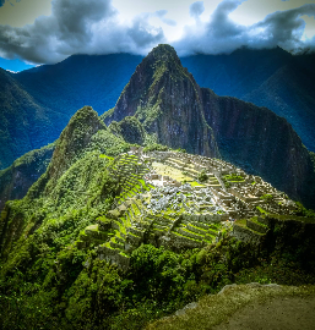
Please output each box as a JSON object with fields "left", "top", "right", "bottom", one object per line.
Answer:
{"left": 0, "top": 0, "right": 315, "bottom": 71}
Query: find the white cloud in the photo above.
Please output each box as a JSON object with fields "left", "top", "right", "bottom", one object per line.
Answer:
{"left": 174, "top": 0, "right": 315, "bottom": 55}
{"left": 0, "top": 0, "right": 165, "bottom": 63}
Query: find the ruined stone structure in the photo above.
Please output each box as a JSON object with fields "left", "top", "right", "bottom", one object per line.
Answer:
{"left": 76, "top": 150, "right": 299, "bottom": 269}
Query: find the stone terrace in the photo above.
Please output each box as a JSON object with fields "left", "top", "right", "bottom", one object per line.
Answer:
{"left": 76, "top": 149, "right": 299, "bottom": 269}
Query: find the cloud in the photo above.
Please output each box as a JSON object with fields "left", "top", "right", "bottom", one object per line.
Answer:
{"left": 174, "top": 0, "right": 315, "bottom": 55}
{"left": 189, "top": 1, "right": 205, "bottom": 19}
{"left": 0, "top": 0, "right": 315, "bottom": 63}
{"left": 0, "top": 0, "right": 165, "bottom": 63}
{"left": 156, "top": 9, "right": 177, "bottom": 27}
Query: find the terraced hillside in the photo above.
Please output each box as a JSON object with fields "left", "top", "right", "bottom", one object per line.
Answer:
{"left": 1, "top": 106, "right": 314, "bottom": 330}
{"left": 69, "top": 148, "right": 303, "bottom": 270}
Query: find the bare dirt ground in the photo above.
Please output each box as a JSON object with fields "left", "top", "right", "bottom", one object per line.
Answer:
{"left": 213, "top": 296, "right": 315, "bottom": 330}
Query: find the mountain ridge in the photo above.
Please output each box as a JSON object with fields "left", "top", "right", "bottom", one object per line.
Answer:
{"left": 1, "top": 47, "right": 314, "bottom": 170}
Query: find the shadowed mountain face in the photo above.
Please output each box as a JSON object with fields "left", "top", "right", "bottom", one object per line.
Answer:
{"left": 0, "top": 68, "right": 67, "bottom": 170}
{"left": 181, "top": 48, "right": 315, "bottom": 152}
{"left": 104, "top": 45, "right": 219, "bottom": 158}
{"left": 104, "top": 44, "right": 315, "bottom": 208}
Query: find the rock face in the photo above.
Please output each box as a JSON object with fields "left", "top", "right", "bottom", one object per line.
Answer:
{"left": 181, "top": 47, "right": 315, "bottom": 152}
{"left": 104, "top": 44, "right": 219, "bottom": 157}
{"left": 103, "top": 44, "right": 315, "bottom": 208}
{"left": 201, "top": 89, "right": 315, "bottom": 207}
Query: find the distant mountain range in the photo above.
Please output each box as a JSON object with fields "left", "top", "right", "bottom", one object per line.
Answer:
{"left": 1, "top": 47, "right": 314, "bottom": 169}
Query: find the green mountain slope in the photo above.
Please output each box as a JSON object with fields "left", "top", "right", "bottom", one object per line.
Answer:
{"left": 0, "top": 101, "right": 314, "bottom": 330}
{"left": 2, "top": 48, "right": 315, "bottom": 171}
{"left": 0, "top": 68, "right": 67, "bottom": 170}
{"left": 0, "top": 143, "right": 55, "bottom": 211}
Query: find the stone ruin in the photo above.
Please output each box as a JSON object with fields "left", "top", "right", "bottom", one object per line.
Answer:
{"left": 76, "top": 149, "right": 300, "bottom": 269}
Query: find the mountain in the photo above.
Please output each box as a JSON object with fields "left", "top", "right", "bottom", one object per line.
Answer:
{"left": 0, "top": 54, "right": 142, "bottom": 170}
{"left": 181, "top": 48, "right": 315, "bottom": 152}
{"left": 14, "top": 53, "right": 142, "bottom": 119}
{"left": 104, "top": 45, "right": 219, "bottom": 157}
{"left": 0, "top": 68, "right": 66, "bottom": 169}
{"left": 1, "top": 48, "right": 314, "bottom": 170}
{"left": 0, "top": 102, "right": 314, "bottom": 329}
{"left": 103, "top": 44, "right": 315, "bottom": 208}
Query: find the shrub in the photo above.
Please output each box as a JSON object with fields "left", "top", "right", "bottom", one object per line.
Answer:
{"left": 198, "top": 170, "right": 208, "bottom": 183}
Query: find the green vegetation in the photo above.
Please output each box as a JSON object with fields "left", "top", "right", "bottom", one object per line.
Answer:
{"left": 190, "top": 181, "right": 205, "bottom": 187}
{"left": 109, "top": 116, "right": 146, "bottom": 145}
{"left": 143, "top": 143, "right": 168, "bottom": 153}
{"left": 294, "top": 202, "right": 315, "bottom": 217}
{"left": 1, "top": 227, "right": 314, "bottom": 330}
{"left": 1, "top": 44, "right": 315, "bottom": 330}
{"left": 260, "top": 194, "right": 273, "bottom": 202}
{"left": 0, "top": 143, "right": 55, "bottom": 210}
{"left": 256, "top": 206, "right": 269, "bottom": 215}
{"left": 223, "top": 174, "right": 245, "bottom": 182}
{"left": 198, "top": 169, "right": 208, "bottom": 183}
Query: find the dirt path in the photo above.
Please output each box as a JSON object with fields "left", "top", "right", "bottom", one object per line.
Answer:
{"left": 213, "top": 296, "right": 315, "bottom": 330}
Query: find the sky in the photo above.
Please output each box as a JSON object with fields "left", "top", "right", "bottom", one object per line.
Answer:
{"left": 0, "top": 0, "right": 314, "bottom": 71}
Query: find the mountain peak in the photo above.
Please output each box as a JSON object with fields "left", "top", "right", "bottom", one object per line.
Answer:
{"left": 147, "top": 44, "right": 179, "bottom": 60}
{"left": 103, "top": 44, "right": 219, "bottom": 157}
{"left": 46, "top": 106, "right": 106, "bottom": 188}
{"left": 144, "top": 44, "right": 182, "bottom": 70}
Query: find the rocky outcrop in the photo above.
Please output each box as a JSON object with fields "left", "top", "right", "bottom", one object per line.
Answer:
{"left": 103, "top": 44, "right": 315, "bottom": 208}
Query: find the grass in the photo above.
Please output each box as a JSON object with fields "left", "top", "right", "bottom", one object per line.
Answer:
{"left": 151, "top": 162, "right": 193, "bottom": 182}
{"left": 249, "top": 216, "right": 268, "bottom": 228}
{"left": 190, "top": 181, "right": 205, "bottom": 187}
{"left": 181, "top": 227, "right": 204, "bottom": 238}
{"left": 172, "top": 231, "right": 203, "bottom": 243}
{"left": 147, "top": 285, "right": 315, "bottom": 330}
{"left": 257, "top": 206, "right": 269, "bottom": 215}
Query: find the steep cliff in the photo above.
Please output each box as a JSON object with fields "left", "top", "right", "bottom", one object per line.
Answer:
{"left": 181, "top": 48, "right": 315, "bottom": 152}
{"left": 201, "top": 89, "right": 315, "bottom": 206}
{"left": 103, "top": 44, "right": 315, "bottom": 208}
{"left": 104, "top": 45, "right": 219, "bottom": 157}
